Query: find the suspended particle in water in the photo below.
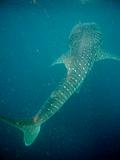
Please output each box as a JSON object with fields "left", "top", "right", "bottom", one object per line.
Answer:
{"left": 32, "top": 0, "right": 37, "bottom": 5}
{"left": 30, "top": 0, "right": 50, "bottom": 18}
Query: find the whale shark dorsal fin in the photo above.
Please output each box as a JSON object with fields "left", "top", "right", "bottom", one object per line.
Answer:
{"left": 97, "top": 49, "right": 120, "bottom": 62}
{"left": 0, "top": 115, "right": 41, "bottom": 146}
{"left": 51, "top": 53, "right": 72, "bottom": 74}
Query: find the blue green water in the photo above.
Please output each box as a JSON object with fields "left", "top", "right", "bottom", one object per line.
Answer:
{"left": 0, "top": 0, "right": 120, "bottom": 160}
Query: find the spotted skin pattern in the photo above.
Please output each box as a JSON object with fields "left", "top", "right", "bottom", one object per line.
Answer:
{"left": 35, "top": 23, "right": 102, "bottom": 124}
{"left": 0, "top": 23, "right": 106, "bottom": 146}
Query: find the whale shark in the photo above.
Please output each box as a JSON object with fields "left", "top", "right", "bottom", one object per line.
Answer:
{"left": 0, "top": 22, "right": 120, "bottom": 146}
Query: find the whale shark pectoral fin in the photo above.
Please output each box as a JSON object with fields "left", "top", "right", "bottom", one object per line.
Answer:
{"left": 97, "top": 50, "right": 120, "bottom": 62}
{"left": 0, "top": 115, "right": 41, "bottom": 146}
{"left": 51, "top": 53, "right": 72, "bottom": 74}
{"left": 51, "top": 54, "right": 67, "bottom": 66}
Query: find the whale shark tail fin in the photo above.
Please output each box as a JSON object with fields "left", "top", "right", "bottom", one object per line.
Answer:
{"left": 0, "top": 115, "right": 41, "bottom": 146}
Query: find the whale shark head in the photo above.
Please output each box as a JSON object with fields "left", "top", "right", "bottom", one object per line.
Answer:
{"left": 69, "top": 22, "right": 102, "bottom": 57}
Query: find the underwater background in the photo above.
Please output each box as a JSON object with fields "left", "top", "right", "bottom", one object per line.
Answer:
{"left": 0, "top": 0, "right": 120, "bottom": 160}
